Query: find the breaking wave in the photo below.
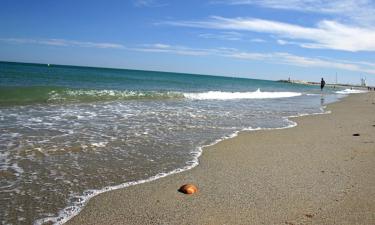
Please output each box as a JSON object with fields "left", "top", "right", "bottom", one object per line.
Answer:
{"left": 183, "top": 89, "right": 302, "bottom": 100}
{"left": 0, "top": 87, "right": 302, "bottom": 105}
{"left": 335, "top": 89, "right": 367, "bottom": 94}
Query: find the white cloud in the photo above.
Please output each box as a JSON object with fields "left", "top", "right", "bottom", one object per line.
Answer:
{"left": 3, "top": 37, "right": 374, "bottom": 74}
{"left": 250, "top": 38, "right": 266, "bottom": 43}
{"left": 214, "top": 0, "right": 375, "bottom": 25}
{"left": 131, "top": 44, "right": 212, "bottom": 56}
{"left": 274, "top": 53, "right": 358, "bottom": 71}
{"left": 0, "top": 38, "right": 125, "bottom": 49}
{"left": 131, "top": 43, "right": 375, "bottom": 74}
{"left": 199, "top": 31, "right": 244, "bottom": 41}
{"left": 277, "top": 39, "right": 288, "bottom": 45}
{"left": 152, "top": 43, "right": 171, "bottom": 48}
{"left": 162, "top": 16, "right": 375, "bottom": 52}
{"left": 198, "top": 31, "right": 266, "bottom": 42}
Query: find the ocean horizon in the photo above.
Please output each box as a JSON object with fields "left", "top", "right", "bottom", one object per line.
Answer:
{"left": 0, "top": 61, "right": 351, "bottom": 224}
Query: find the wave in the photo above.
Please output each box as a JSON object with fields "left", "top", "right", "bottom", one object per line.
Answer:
{"left": 34, "top": 103, "right": 333, "bottom": 225}
{"left": 0, "top": 86, "right": 184, "bottom": 105}
{"left": 335, "top": 89, "right": 367, "bottom": 94}
{"left": 183, "top": 89, "right": 302, "bottom": 100}
{"left": 0, "top": 87, "right": 303, "bottom": 105}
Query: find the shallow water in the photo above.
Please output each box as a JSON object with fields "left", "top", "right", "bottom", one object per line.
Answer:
{"left": 0, "top": 62, "right": 343, "bottom": 224}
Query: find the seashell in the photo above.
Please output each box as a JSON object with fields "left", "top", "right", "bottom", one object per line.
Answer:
{"left": 178, "top": 184, "right": 198, "bottom": 195}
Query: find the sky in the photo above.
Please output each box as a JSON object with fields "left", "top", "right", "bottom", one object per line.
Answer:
{"left": 1, "top": 0, "right": 375, "bottom": 85}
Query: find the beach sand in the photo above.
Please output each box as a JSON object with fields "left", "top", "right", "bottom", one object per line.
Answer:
{"left": 66, "top": 93, "right": 375, "bottom": 225}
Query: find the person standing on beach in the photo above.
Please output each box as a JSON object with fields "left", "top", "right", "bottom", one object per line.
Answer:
{"left": 320, "top": 78, "right": 326, "bottom": 91}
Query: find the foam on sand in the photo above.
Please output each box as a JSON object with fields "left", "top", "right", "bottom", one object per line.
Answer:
{"left": 335, "top": 89, "right": 367, "bottom": 94}
{"left": 35, "top": 107, "right": 331, "bottom": 225}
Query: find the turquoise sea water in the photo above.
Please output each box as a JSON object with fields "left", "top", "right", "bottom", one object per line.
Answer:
{"left": 0, "top": 61, "right": 342, "bottom": 224}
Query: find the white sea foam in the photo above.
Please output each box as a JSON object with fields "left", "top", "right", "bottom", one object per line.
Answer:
{"left": 335, "top": 89, "right": 367, "bottom": 94}
{"left": 183, "top": 89, "right": 302, "bottom": 100}
{"left": 90, "top": 142, "right": 107, "bottom": 148}
{"left": 34, "top": 104, "right": 334, "bottom": 225}
{"left": 20, "top": 91, "right": 344, "bottom": 224}
{"left": 289, "top": 108, "right": 332, "bottom": 118}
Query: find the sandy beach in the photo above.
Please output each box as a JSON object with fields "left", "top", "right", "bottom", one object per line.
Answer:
{"left": 66, "top": 93, "right": 375, "bottom": 225}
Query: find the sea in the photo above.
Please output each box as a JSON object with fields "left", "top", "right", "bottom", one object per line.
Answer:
{"left": 0, "top": 61, "right": 350, "bottom": 224}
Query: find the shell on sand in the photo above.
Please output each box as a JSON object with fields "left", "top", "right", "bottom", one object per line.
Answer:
{"left": 179, "top": 184, "right": 198, "bottom": 194}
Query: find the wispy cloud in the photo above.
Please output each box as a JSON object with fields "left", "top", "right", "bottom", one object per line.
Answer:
{"left": 131, "top": 43, "right": 272, "bottom": 59}
{"left": 3, "top": 37, "right": 374, "bottom": 74}
{"left": 199, "top": 31, "right": 244, "bottom": 41}
{"left": 130, "top": 43, "right": 212, "bottom": 56}
{"left": 249, "top": 38, "right": 266, "bottom": 43}
{"left": 198, "top": 31, "right": 266, "bottom": 42}
{"left": 133, "top": 0, "right": 167, "bottom": 7}
{"left": 130, "top": 43, "right": 375, "bottom": 74}
{"left": 161, "top": 16, "right": 375, "bottom": 52}
{"left": 0, "top": 38, "right": 125, "bottom": 49}
{"left": 274, "top": 53, "right": 367, "bottom": 73}
{"left": 213, "top": 0, "right": 375, "bottom": 25}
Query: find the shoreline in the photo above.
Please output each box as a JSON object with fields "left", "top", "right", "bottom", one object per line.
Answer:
{"left": 37, "top": 98, "right": 324, "bottom": 225}
{"left": 37, "top": 101, "right": 303, "bottom": 225}
{"left": 65, "top": 93, "right": 375, "bottom": 225}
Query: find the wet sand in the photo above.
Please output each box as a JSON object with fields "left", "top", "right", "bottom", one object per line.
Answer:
{"left": 67, "top": 93, "right": 375, "bottom": 225}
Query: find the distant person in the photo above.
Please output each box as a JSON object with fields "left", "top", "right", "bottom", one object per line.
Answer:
{"left": 320, "top": 78, "right": 326, "bottom": 91}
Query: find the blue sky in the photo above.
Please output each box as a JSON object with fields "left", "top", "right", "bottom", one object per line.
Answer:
{"left": 1, "top": 0, "right": 375, "bottom": 85}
